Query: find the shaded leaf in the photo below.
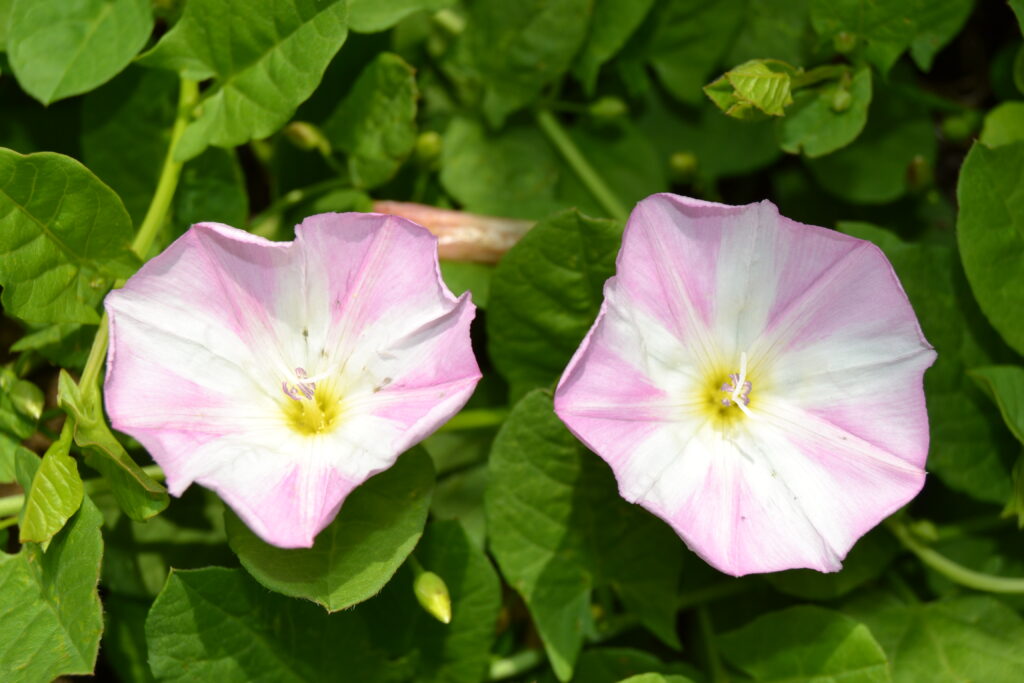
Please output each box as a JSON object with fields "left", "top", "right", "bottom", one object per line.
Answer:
{"left": 778, "top": 66, "right": 872, "bottom": 157}
{"left": 486, "top": 391, "right": 683, "bottom": 681}
{"left": 323, "top": 52, "right": 418, "bottom": 189}
{"left": 488, "top": 210, "right": 621, "bottom": 400}
{"left": 970, "top": 366, "right": 1024, "bottom": 446}
{"left": 957, "top": 141, "right": 1024, "bottom": 355}
{"left": 574, "top": 0, "right": 656, "bottom": 93}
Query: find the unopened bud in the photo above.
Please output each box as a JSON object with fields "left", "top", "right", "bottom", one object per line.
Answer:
{"left": 588, "top": 96, "right": 627, "bottom": 120}
{"left": 833, "top": 31, "right": 857, "bottom": 54}
{"left": 940, "top": 110, "right": 981, "bottom": 142}
{"left": 283, "top": 121, "right": 331, "bottom": 156}
{"left": 906, "top": 154, "right": 933, "bottom": 192}
{"left": 831, "top": 87, "right": 852, "bottom": 112}
{"left": 669, "top": 152, "right": 698, "bottom": 184}
{"left": 414, "top": 570, "right": 452, "bottom": 624}
{"left": 416, "top": 131, "right": 443, "bottom": 165}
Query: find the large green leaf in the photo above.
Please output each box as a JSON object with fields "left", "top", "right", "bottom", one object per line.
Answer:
{"left": 323, "top": 52, "right": 418, "bottom": 189}
{"left": 0, "top": 491, "right": 104, "bottom": 682}
{"left": 633, "top": 0, "right": 745, "bottom": 104}
{"left": 18, "top": 426, "right": 83, "bottom": 544}
{"left": 461, "top": 0, "right": 591, "bottom": 126}
{"left": 970, "top": 366, "right": 1024, "bottom": 446}
{"left": 6, "top": 0, "right": 153, "bottom": 104}
{"left": 778, "top": 66, "right": 872, "bottom": 157}
{"left": 0, "top": 148, "right": 138, "bottom": 324}
{"left": 139, "top": 0, "right": 349, "bottom": 161}
{"left": 956, "top": 141, "right": 1024, "bottom": 356}
{"left": 486, "top": 391, "right": 683, "bottom": 681}
{"left": 440, "top": 116, "right": 564, "bottom": 220}
{"left": 842, "top": 222, "right": 1015, "bottom": 504}
{"left": 57, "top": 370, "right": 168, "bottom": 521}
{"left": 146, "top": 567, "right": 395, "bottom": 683}
{"left": 362, "top": 520, "right": 502, "bottom": 683}
{"left": 225, "top": 448, "right": 434, "bottom": 611}
{"left": 719, "top": 605, "right": 890, "bottom": 682}
{"left": 0, "top": 367, "right": 39, "bottom": 447}
{"left": 487, "top": 210, "right": 621, "bottom": 400}
{"left": 573, "top": 0, "right": 656, "bottom": 93}
{"left": 536, "top": 648, "right": 699, "bottom": 683}
{"left": 846, "top": 593, "right": 1024, "bottom": 683}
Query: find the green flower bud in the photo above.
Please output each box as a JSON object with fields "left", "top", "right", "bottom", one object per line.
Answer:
{"left": 588, "top": 96, "right": 627, "bottom": 120}
{"left": 669, "top": 152, "right": 698, "bottom": 184}
{"left": 833, "top": 31, "right": 857, "bottom": 54}
{"left": 414, "top": 570, "right": 452, "bottom": 624}
{"left": 283, "top": 122, "right": 331, "bottom": 156}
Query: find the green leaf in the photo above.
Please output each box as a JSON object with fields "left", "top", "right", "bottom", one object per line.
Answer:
{"left": 19, "top": 426, "right": 83, "bottom": 544}
{"left": 172, "top": 147, "right": 249, "bottom": 234}
{"left": 908, "top": 0, "right": 974, "bottom": 71}
{"left": 841, "top": 222, "right": 1014, "bottom": 504}
{"left": 225, "top": 448, "right": 434, "bottom": 611}
{"left": 810, "top": 0, "right": 964, "bottom": 74}
{"left": 362, "top": 520, "right": 502, "bottom": 683}
{"left": 634, "top": 0, "right": 745, "bottom": 105}
{"left": 573, "top": 0, "right": 656, "bottom": 93}
{"left": 980, "top": 102, "right": 1024, "bottom": 148}
{"left": 806, "top": 83, "right": 935, "bottom": 204}
{"left": 146, "top": 567, "right": 395, "bottom": 683}
{"left": 462, "top": 0, "right": 592, "bottom": 126}
{"left": 323, "top": 52, "right": 418, "bottom": 189}
{"left": 766, "top": 528, "right": 899, "bottom": 600}
{"left": 486, "top": 391, "right": 683, "bottom": 681}
{"left": 778, "top": 66, "right": 872, "bottom": 157}
{"left": 348, "top": 0, "right": 454, "bottom": 33}
{"left": 138, "top": 0, "right": 349, "bottom": 161}
{"left": 440, "top": 261, "right": 493, "bottom": 309}
{"left": 0, "top": 148, "right": 138, "bottom": 324}
{"left": 618, "top": 676, "right": 694, "bottom": 683}
{"left": 957, "top": 141, "right": 1024, "bottom": 355}
{"left": 846, "top": 593, "right": 1024, "bottom": 683}
{"left": 0, "top": 494, "right": 104, "bottom": 682}
{"left": 726, "top": 0, "right": 818, "bottom": 66}
{"left": 970, "top": 366, "right": 1024, "bottom": 446}
{"left": 720, "top": 605, "right": 890, "bottom": 682}
{"left": 440, "top": 117, "right": 564, "bottom": 220}
{"left": 6, "top": 0, "right": 153, "bottom": 104}
{"left": 487, "top": 210, "right": 621, "bottom": 400}
{"left": 9, "top": 323, "right": 94, "bottom": 370}
{"left": 57, "top": 370, "right": 168, "bottom": 521}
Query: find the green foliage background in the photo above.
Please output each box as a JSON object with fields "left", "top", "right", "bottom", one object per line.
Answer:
{"left": 1, "top": 0, "right": 1024, "bottom": 681}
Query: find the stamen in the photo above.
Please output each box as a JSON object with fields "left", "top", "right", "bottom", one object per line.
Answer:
{"left": 282, "top": 366, "right": 317, "bottom": 401}
{"left": 718, "top": 352, "right": 754, "bottom": 416}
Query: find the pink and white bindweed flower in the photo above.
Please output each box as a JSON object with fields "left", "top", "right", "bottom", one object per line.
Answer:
{"left": 554, "top": 194, "right": 936, "bottom": 576}
{"left": 104, "top": 213, "right": 480, "bottom": 548}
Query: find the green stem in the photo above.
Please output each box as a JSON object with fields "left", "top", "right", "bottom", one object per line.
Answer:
{"left": 697, "top": 605, "right": 728, "bottom": 683}
{"left": 0, "top": 516, "right": 18, "bottom": 531}
{"left": 248, "top": 178, "right": 348, "bottom": 237}
{"left": 889, "top": 82, "right": 969, "bottom": 114}
{"left": 77, "top": 77, "right": 198, "bottom": 393}
{"left": 791, "top": 64, "right": 849, "bottom": 89}
{"left": 534, "top": 108, "right": 628, "bottom": 221}
{"left": 887, "top": 518, "right": 1024, "bottom": 594}
{"left": 438, "top": 408, "right": 508, "bottom": 432}
{"left": 489, "top": 649, "right": 544, "bottom": 681}
{"left": 0, "top": 464, "right": 164, "bottom": 519}
{"left": 132, "top": 77, "right": 200, "bottom": 258}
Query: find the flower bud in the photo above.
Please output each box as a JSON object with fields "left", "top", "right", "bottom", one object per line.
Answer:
{"left": 669, "top": 152, "right": 698, "bottom": 185}
{"left": 588, "top": 96, "right": 627, "bottom": 120}
{"left": 833, "top": 31, "right": 857, "bottom": 54}
{"left": 283, "top": 122, "right": 331, "bottom": 156}
{"left": 414, "top": 570, "right": 452, "bottom": 624}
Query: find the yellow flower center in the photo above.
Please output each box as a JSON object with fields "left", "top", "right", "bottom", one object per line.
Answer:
{"left": 695, "top": 352, "right": 755, "bottom": 431}
{"left": 281, "top": 367, "right": 344, "bottom": 436}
